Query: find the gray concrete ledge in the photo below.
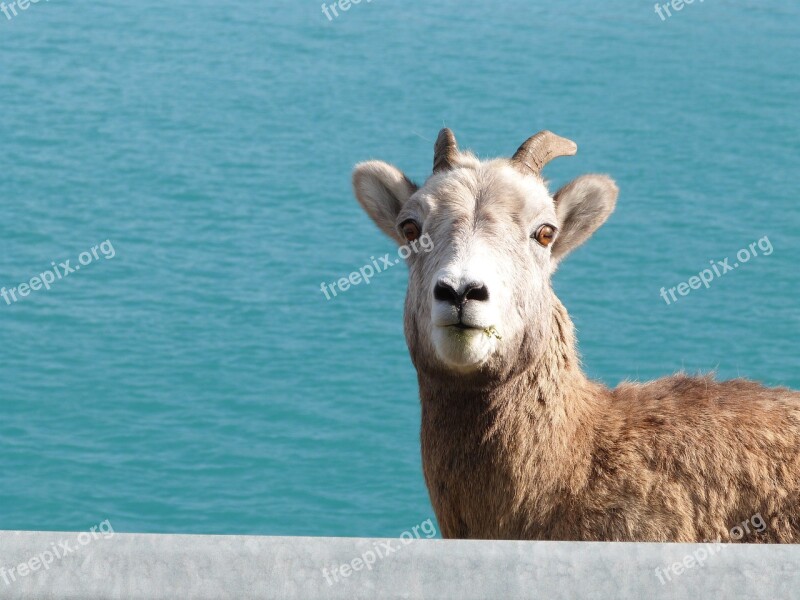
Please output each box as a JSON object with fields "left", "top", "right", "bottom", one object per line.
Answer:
{"left": 0, "top": 531, "right": 798, "bottom": 599}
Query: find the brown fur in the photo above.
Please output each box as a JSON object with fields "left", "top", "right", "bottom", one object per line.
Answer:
{"left": 419, "top": 298, "right": 800, "bottom": 542}
{"left": 353, "top": 130, "right": 800, "bottom": 542}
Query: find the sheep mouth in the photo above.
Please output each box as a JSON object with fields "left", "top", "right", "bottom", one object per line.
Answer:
{"left": 430, "top": 322, "right": 501, "bottom": 369}
{"left": 441, "top": 322, "right": 481, "bottom": 331}
{"left": 441, "top": 323, "right": 501, "bottom": 339}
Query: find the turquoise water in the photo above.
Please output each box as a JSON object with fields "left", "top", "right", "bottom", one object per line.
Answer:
{"left": 0, "top": 1, "right": 798, "bottom": 536}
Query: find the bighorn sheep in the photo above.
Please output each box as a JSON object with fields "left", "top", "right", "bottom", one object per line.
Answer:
{"left": 352, "top": 129, "right": 800, "bottom": 542}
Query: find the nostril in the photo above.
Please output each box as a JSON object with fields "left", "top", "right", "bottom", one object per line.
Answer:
{"left": 464, "top": 283, "right": 489, "bottom": 302}
{"left": 434, "top": 280, "right": 489, "bottom": 306}
{"left": 433, "top": 281, "right": 460, "bottom": 306}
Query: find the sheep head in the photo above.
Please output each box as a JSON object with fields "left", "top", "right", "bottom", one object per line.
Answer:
{"left": 353, "top": 129, "right": 618, "bottom": 380}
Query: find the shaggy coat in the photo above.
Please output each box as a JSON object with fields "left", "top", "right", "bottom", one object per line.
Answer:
{"left": 353, "top": 130, "right": 800, "bottom": 542}
{"left": 418, "top": 300, "right": 800, "bottom": 542}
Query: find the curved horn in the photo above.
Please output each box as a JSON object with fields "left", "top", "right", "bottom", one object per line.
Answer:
{"left": 512, "top": 131, "right": 577, "bottom": 176}
{"left": 433, "top": 128, "right": 459, "bottom": 173}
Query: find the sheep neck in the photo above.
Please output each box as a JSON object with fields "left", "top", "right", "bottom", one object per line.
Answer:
{"left": 417, "top": 298, "right": 602, "bottom": 537}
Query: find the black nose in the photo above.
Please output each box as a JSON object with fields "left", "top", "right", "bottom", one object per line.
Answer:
{"left": 433, "top": 280, "right": 489, "bottom": 307}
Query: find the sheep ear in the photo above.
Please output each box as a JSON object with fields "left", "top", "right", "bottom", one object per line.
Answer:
{"left": 551, "top": 174, "right": 618, "bottom": 263}
{"left": 353, "top": 161, "right": 418, "bottom": 245}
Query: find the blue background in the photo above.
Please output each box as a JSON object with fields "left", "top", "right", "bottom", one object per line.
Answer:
{"left": 0, "top": 1, "right": 797, "bottom": 536}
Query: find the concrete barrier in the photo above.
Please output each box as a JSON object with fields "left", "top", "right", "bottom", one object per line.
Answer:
{"left": 0, "top": 531, "right": 797, "bottom": 599}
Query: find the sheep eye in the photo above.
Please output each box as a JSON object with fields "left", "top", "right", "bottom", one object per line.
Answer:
{"left": 400, "top": 220, "right": 421, "bottom": 242}
{"left": 533, "top": 224, "right": 557, "bottom": 247}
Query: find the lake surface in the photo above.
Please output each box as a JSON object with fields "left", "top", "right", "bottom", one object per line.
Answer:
{"left": 0, "top": 1, "right": 798, "bottom": 536}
